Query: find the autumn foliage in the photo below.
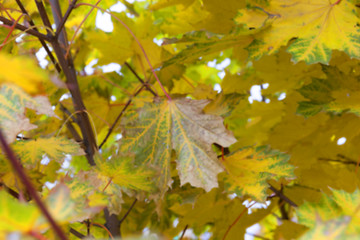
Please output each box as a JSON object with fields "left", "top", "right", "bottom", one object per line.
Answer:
{"left": 0, "top": 0, "right": 360, "bottom": 239}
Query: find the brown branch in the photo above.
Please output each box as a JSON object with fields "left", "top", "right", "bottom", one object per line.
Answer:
{"left": 15, "top": 0, "right": 61, "bottom": 73}
{"left": 104, "top": 208, "right": 120, "bottom": 237}
{"left": 179, "top": 225, "right": 188, "bottom": 240}
{"left": 124, "top": 62, "right": 157, "bottom": 96}
{"left": 69, "top": 228, "right": 85, "bottom": 239}
{"left": 54, "top": 0, "right": 77, "bottom": 39}
{"left": 99, "top": 85, "right": 145, "bottom": 149}
{"left": 268, "top": 184, "right": 298, "bottom": 207}
{"left": 34, "top": 0, "right": 54, "bottom": 36}
{"left": 318, "top": 158, "right": 357, "bottom": 165}
{"left": 119, "top": 198, "right": 137, "bottom": 223}
{"left": 222, "top": 202, "right": 256, "bottom": 240}
{"left": 0, "top": 129, "right": 68, "bottom": 240}
{"left": 0, "top": 183, "right": 20, "bottom": 199}
{"left": 34, "top": 0, "right": 98, "bottom": 165}
{"left": 0, "top": 16, "right": 51, "bottom": 41}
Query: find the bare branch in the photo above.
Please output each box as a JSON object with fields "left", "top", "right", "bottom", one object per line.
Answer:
{"left": 268, "top": 184, "right": 298, "bottom": 207}
{"left": 54, "top": 0, "right": 78, "bottom": 39}
{"left": 124, "top": 62, "right": 158, "bottom": 96}
{"left": 15, "top": 0, "right": 61, "bottom": 73}
{"left": 179, "top": 225, "right": 188, "bottom": 240}
{"left": 119, "top": 199, "right": 137, "bottom": 223}
{"left": 99, "top": 85, "right": 145, "bottom": 149}
{"left": 0, "top": 16, "right": 51, "bottom": 41}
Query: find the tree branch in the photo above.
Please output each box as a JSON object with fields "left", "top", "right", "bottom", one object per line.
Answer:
{"left": 104, "top": 208, "right": 120, "bottom": 237}
{"left": 124, "top": 62, "right": 157, "bottom": 96}
{"left": 0, "top": 16, "right": 51, "bottom": 41}
{"left": 54, "top": 0, "right": 78, "bottom": 39}
{"left": 99, "top": 85, "right": 145, "bottom": 149}
{"left": 0, "top": 129, "right": 68, "bottom": 240}
{"left": 69, "top": 228, "right": 85, "bottom": 239}
{"left": 179, "top": 225, "right": 188, "bottom": 240}
{"left": 119, "top": 198, "right": 137, "bottom": 223}
{"left": 15, "top": 0, "right": 61, "bottom": 73}
{"left": 268, "top": 184, "right": 298, "bottom": 207}
{"left": 34, "top": 0, "right": 98, "bottom": 165}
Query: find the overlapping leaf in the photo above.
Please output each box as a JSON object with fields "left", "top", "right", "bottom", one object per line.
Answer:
{"left": 11, "top": 137, "right": 84, "bottom": 166}
{"left": 237, "top": 0, "right": 360, "bottom": 64}
{"left": 122, "top": 98, "right": 237, "bottom": 192}
{"left": 297, "top": 189, "right": 360, "bottom": 235}
{"left": 223, "top": 146, "right": 294, "bottom": 201}
{"left": 95, "top": 155, "right": 155, "bottom": 192}
{"left": 0, "top": 84, "right": 57, "bottom": 143}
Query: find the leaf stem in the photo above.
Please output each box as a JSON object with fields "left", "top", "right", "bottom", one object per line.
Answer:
{"left": 0, "top": 13, "right": 24, "bottom": 51}
{"left": 75, "top": 3, "right": 172, "bottom": 101}
{"left": 0, "top": 129, "right": 68, "bottom": 240}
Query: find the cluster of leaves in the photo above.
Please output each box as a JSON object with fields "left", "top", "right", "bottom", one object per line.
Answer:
{"left": 0, "top": 0, "right": 360, "bottom": 239}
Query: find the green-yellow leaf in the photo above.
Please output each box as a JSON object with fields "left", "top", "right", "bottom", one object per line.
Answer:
{"left": 223, "top": 146, "right": 294, "bottom": 201}
{"left": 0, "top": 191, "right": 40, "bottom": 234}
{"left": 95, "top": 155, "right": 155, "bottom": 192}
{"left": 0, "top": 84, "right": 57, "bottom": 143}
{"left": 238, "top": 0, "right": 360, "bottom": 64}
{"left": 12, "top": 136, "right": 85, "bottom": 166}
{"left": 122, "top": 98, "right": 237, "bottom": 192}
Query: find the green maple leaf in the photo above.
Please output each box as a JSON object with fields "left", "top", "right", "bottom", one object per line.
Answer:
{"left": 12, "top": 137, "right": 84, "bottom": 167}
{"left": 238, "top": 0, "right": 360, "bottom": 64}
{"left": 0, "top": 84, "right": 57, "bottom": 143}
{"left": 121, "top": 98, "right": 237, "bottom": 192}
{"left": 95, "top": 154, "right": 155, "bottom": 192}
{"left": 223, "top": 146, "right": 294, "bottom": 201}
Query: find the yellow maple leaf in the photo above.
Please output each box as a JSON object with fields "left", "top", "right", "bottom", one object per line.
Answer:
{"left": 237, "top": 0, "right": 360, "bottom": 64}
{"left": 0, "top": 54, "right": 47, "bottom": 94}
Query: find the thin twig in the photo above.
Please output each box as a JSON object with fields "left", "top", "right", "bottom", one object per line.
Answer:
{"left": 0, "top": 16, "right": 51, "bottom": 41}
{"left": 124, "top": 62, "right": 157, "bottom": 96}
{"left": 34, "top": 0, "right": 54, "bottom": 36}
{"left": 179, "top": 225, "right": 188, "bottom": 240}
{"left": 0, "top": 129, "right": 68, "bottom": 240}
{"left": 15, "top": 0, "right": 61, "bottom": 72}
{"left": 245, "top": 232, "right": 271, "bottom": 240}
{"left": 54, "top": 0, "right": 78, "bottom": 39}
{"left": 75, "top": 3, "right": 172, "bottom": 101}
{"left": 268, "top": 184, "right": 297, "bottom": 207}
{"left": 69, "top": 228, "right": 86, "bottom": 239}
{"left": 98, "top": 85, "right": 145, "bottom": 149}
{"left": 119, "top": 198, "right": 138, "bottom": 223}
{"left": 222, "top": 202, "right": 257, "bottom": 240}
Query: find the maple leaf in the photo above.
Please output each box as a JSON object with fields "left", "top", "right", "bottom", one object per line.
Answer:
{"left": 0, "top": 84, "right": 57, "bottom": 143}
{"left": 95, "top": 154, "right": 155, "bottom": 192}
{"left": 0, "top": 53, "right": 47, "bottom": 94}
{"left": 0, "top": 190, "right": 40, "bottom": 234}
{"left": 121, "top": 98, "right": 237, "bottom": 192}
{"left": 223, "top": 146, "right": 294, "bottom": 201}
{"left": 11, "top": 137, "right": 84, "bottom": 167}
{"left": 237, "top": 0, "right": 360, "bottom": 64}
